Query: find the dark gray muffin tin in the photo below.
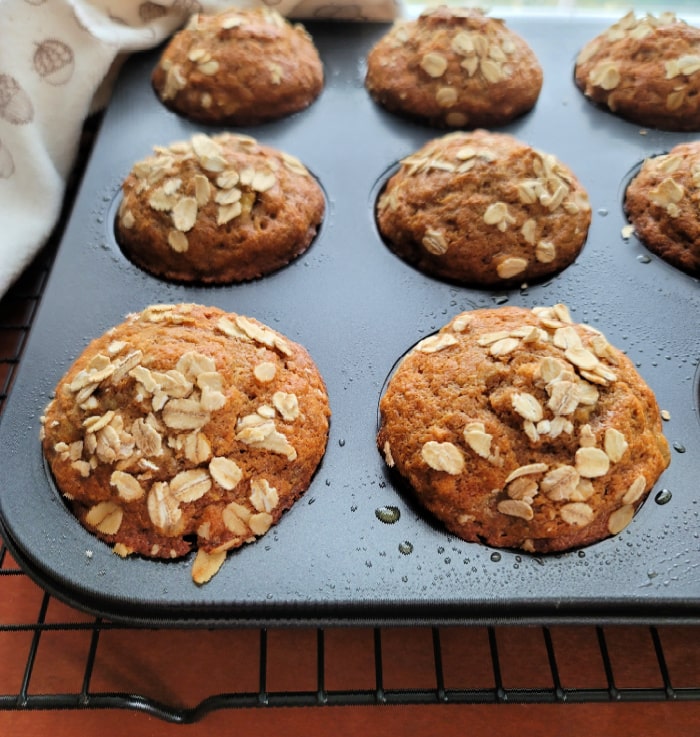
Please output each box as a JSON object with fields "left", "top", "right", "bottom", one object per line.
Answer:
{"left": 0, "top": 17, "right": 698, "bottom": 626}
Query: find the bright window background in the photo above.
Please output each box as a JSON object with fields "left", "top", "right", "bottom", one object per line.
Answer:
{"left": 402, "top": 1, "right": 700, "bottom": 19}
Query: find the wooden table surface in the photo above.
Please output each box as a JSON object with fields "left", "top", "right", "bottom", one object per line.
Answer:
{"left": 0, "top": 121, "right": 698, "bottom": 736}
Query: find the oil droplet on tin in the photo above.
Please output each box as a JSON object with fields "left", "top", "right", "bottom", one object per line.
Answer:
{"left": 338, "top": 438, "right": 346, "bottom": 447}
{"left": 578, "top": 550, "right": 586, "bottom": 558}
{"left": 672, "top": 442, "right": 686, "bottom": 453}
{"left": 398, "top": 541, "right": 413, "bottom": 555}
{"left": 655, "top": 489, "right": 672, "bottom": 505}
{"left": 375, "top": 505, "right": 400, "bottom": 524}
{"left": 597, "top": 208, "right": 609, "bottom": 217}
{"left": 490, "top": 552, "right": 502, "bottom": 563}
{"left": 637, "top": 254, "right": 651, "bottom": 264}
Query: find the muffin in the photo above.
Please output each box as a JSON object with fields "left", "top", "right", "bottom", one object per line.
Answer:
{"left": 376, "top": 130, "right": 591, "bottom": 286}
{"left": 40, "top": 303, "right": 331, "bottom": 584}
{"left": 116, "top": 132, "right": 325, "bottom": 284}
{"left": 152, "top": 7, "right": 324, "bottom": 125}
{"left": 624, "top": 141, "right": 700, "bottom": 277}
{"left": 365, "top": 6, "right": 543, "bottom": 129}
{"left": 574, "top": 11, "right": 700, "bottom": 131}
{"left": 377, "top": 304, "right": 671, "bottom": 554}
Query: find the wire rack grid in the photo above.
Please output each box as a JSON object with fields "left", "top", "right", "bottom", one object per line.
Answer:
{"left": 0, "top": 120, "right": 699, "bottom": 725}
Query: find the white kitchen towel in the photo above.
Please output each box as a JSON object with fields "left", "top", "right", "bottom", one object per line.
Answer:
{"left": 0, "top": 0, "right": 400, "bottom": 298}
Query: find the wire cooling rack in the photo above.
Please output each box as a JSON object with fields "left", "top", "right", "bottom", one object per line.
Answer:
{"left": 1, "top": 542, "right": 700, "bottom": 723}
{"left": 0, "top": 121, "right": 699, "bottom": 725}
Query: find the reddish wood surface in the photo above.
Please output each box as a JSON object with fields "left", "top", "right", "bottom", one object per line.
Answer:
{"left": 0, "top": 702, "right": 699, "bottom": 737}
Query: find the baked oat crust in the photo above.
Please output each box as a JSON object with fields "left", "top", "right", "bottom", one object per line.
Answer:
{"left": 377, "top": 305, "right": 670, "bottom": 553}
{"left": 116, "top": 132, "right": 325, "bottom": 284}
{"left": 41, "top": 303, "right": 331, "bottom": 583}
{"left": 625, "top": 140, "right": 700, "bottom": 277}
{"left": 376, "top": 130, "right": 591, "bottom": 286}
{"left": 574, "top": 11, "right": 700, "bottom": 131}
{"left": 152, "top": 7, "right": 323, "bottom": 125}
{"left": 365, "top": 6, "right": 543, "bottom": 129}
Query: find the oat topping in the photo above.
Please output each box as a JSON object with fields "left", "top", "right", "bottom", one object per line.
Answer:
{"left": 451, "top": 314, "right": 472, "bottom": 332}
{"left": 665, "top": 54, "right": 700, "bottom": 80}
{"left": 406, "top": 304, "right": 661, "bottom": 538}
{"left": 85, "top": 501, "right": 123, "bottom": 535}
{"left": 272, "top": 391, "right": 300, "bottom": 421}
{"left": 648, "top": 177, "right": 685, "bottom": 216}
{"left": 607, "top": 504, "right": 635, "bottom": 534}
{"left": 497, "top": 499, "right": 533, "bottom": 520}
{"left": 496, "top": 257, "right": 528, "bottom": 280}
{"left": 667, "top": 88, "right": 687, "bottom": 111}
{"left": 155, "top": 7, "right": 323, "bottom": 127}
{"left": 235, "top": 414, "right": 297, "bottom": 460}
{"left": 483, "top": 201, "right": 515, "bottom": 231}
{"left": 540, "top": 465, "right": 579, "bottom": 501}
{"left": 506, "top": 476, "right": 538, "bottom": 503}
{"left": 435, "top": 86, "right": 459, "bottom": 107}
{"left": 589, "top": 61, "right": 620, "bottom": 90}
{"left": 576, "top": 11, "right": 700, "bottom": 127}
{"left": 463, "top": 422, "right": 493, "bottom": 459}
{"left": 504, "top": 463, "right": 549, "bottom": 484}
{"left": 441, "top": 20, "right": 516, "bottom": 84}
{"left": 560, "top": 502, "right": 595, "bottom": 527}
{"left": 535, "top": 240, "right": 556, "bottom": 263}
{"left": 383, "top": 132, "right": 590, "bottom": 286}
{"left": 121, "top": 133, "right": 309, "bottom": 253}
{"left": 197, "top": 59, "right": 220, "bottom": 76}
{"left": 254, "top": 361, "right": 277, "bottom": 383}
{"left": 512, "top": 392, "right": 543, "bottom": 422}
{"left": 422, "top": 229, "right": 449, "bottom": 255}
{"left": 110, "top": 470, "right": 145, "bottom": 501}
{"left": 42, "top": 304, "right": 328, "bottom": 585}
{"left": 249, "top": 478, "right": 279, "bottom": 513}
{"left": 170, "top": 468, "right": 212, "bottom": 503}
{"left": 421, "top": 440, "right": 465, "bottom": 475}
{"left": 383, "top": 440, "right": 395, "bottom": 468}
{"left": 191, "top": 549, "right": 226, "bottom": 584}
{"left": 415, "top": 333, "right": 458, "bottom": 353}
{"left": 604, "top": 428, "right": 629, "bottom": 463}
{"left": 167, "top": 229, "right": 189, "bottom": 253}
{"left": 420, "top": 52, "right": 448, "bottom": 78}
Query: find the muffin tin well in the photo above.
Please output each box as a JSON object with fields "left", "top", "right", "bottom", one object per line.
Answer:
{"left": 0, "top": 18, "right": 698, "bottom": 626}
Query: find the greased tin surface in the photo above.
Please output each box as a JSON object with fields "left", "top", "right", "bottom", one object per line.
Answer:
{"left": 0, "top": 18, "right": 698, "bottom": 625}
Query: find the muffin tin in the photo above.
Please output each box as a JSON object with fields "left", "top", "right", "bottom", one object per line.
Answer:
{"left": 0, "top": 17, "right": 698, "bottom": 626}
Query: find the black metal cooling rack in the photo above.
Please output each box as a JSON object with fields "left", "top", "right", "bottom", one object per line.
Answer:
{"left": 1, "top": 542, "right": 700, "bottom": 724}
{"left": 1, "top": 122, "right": 699, "bottom": 724}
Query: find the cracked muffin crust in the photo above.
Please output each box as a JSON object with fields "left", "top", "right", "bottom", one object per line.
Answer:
{"left": 41, "top": 303, "right": 331, "bottom": 584}
{"left": 116, "top": 132, "right": 325, "bottom": 284}
{"left": 624, "top": 140, "right": 700, "bottom": 277}
{"left": 377, "top": 304, "right": 670, "bottom": 554}
{"left": 152, "top": 7, "right": 323, "bottom": 125}
{"left": 376, "top": 130, "right": 591, "bottom": 286}
{"left": 574, "top": 11, "right": 700, "bottom": 131}
{"left": 365, "top": 6, "right": 543, "bottom": 129}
